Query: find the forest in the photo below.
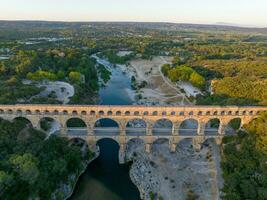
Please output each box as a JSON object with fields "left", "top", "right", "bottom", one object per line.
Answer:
{"left": 0, "top": 118, "right": 94, "bottom": 200}
{"left": 221, "top": 112, "right": 267, "bottom": 200}
{"left": 0, "top": 48, "right": 104, "bottom": 104}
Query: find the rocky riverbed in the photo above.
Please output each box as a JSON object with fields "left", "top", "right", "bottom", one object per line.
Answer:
{"left": 126, "top": 139, "right": 223, "bottom": 200}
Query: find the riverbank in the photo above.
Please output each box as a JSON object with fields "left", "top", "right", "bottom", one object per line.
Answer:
{"left": 128, "top": 56, "right": 192, "bottom": 105}
{"left": 51, "top": 145, "right": 100, "bottom": 200}
{"left": 93, "top": 53, "right": 192, "bottom": 106}
{"left": 126, "top": 139, "right": 223, "bottom": 200}
{"left": 68, "top": 139, "right": 141, "bottom": 200}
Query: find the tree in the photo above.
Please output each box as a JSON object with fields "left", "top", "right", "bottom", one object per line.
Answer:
{"left": 189, "top": 72, "right": 205, "bottom": 88}
{"left": 161, "top": 64, "right": 171, "bottom": 76}
{"left": 9, "top": 153, "right": 39, "bottom": 185}
{"left": 167, "top": 66, "right": 193, "bottom": 82}
{"left": 0, "top": 171, "right": 13, "bottom": 195}
{"left": 172, "top": 56, "right": 182, "bottom": 66}
{"left": 221, "top": 112, "right": 267, "bottom": 200}
{"left": 69, "top": 71, "right": 82, "bottom": 83}
{"left": 244, "top": 112, "right": 267, "bottom": 152}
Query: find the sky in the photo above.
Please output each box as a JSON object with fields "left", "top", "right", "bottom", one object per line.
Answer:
{"left": 0, "top": 0, "right": 267, "bottom": 27}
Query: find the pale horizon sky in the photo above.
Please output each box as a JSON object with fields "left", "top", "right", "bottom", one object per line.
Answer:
{"left": 1, "top": 0, "right": 267, "bottom": 27}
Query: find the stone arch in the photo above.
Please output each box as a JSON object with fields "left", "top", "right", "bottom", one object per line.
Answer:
{"left": 13, "top": 117, "right": 33, "bottom": 128}
{"left": 179, "top": 111, "right": 184, "bottom": 116}
{"left": 7, "top": 109, "right": 13, "bottom": 114}
{"left": 205, "top": 118, "right": 220, "bottom": 135}
{"left": 152, "top": 138, "right": 170, "bottom": 144}
{"left": 53, "top": 110, "right": 59, "bottom": 115}
{"left": 134, "top": 111, "right": 140, "bottom": 116}
{"left": 153, "top": 119, "right": 173, "bottom": 135}
{"left": 225, "top": 118, "right": 242, "bottom": 135}
{"left": 99, "top": 110, "right": 105, "bottom": 115}
{"left": 39, "top": 117, "right": 60, "bottom": 135}
{"left": 94, "top": 118, "right": 120, "bottom": 136}
{"left": 81, "top": 111, "right": 87, "bottom": 115}
{"left": 126, "top": 138, "right": 145, "bottom": 157}
{"left": 143, "top": 111, "right": 149, "bottom": 116}
{"left": 68, "top": 137, "right": 89, "bottom": 156}
{"left": 203, "top": 137, "right": 222, "bottom": 146}
{"left": 44, "top": 110, "right": 50, "bottom": 115}
{"left": 66, "top": 118, "right": 87, "bottom": 136}
{"left": 66, "top": 118, "right": 87, "bottom": 127}
{"left": 170, "top": 111, "right": 176, "bottom": 116}
{"left": 72, "top": 110, "right": 78, "bottom": 116}
{"left": 16, "top": 109, "right": 22, "bottom": 115}
{"left": 96, "top": 137, "right": 120, "bottom": 147}
{"left": 179, "top": 119, "right": 198, "bottom": 136}
{"left": 125, "top": 111, "right": 130, "bottom": 116}
{"left": 62, "top": 110, "right": 68, "bottom": 115}
{"left": 198, "top": 111, "right": 203, "bottom": 116}
{"left": 177, "top": 138, "right": 194, "bottom": 150}
{"left": 69, "top": 137, "right": 88, "bottom": 145}
{"left": 249, "top": 110, "right": 254, "bottom": 115}
{"left": 162, "top": 111, "right": 167, "bottom": 116}
{"left": 126, "top": 118, "right": 147, "bottom": 136}
{"left": 25, "top": 109, "right": 32, "bottom": 115}
{"left": 152, "top": 138, "right": 170, "bottom": 152}
{"left": 95, "top": 138, "right": 121, "bottom": 162}
{"left": 116, "top": 111, "right": 121, "bottom": 116}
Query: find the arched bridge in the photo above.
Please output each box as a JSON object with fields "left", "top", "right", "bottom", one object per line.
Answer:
{"left": 1, "top": 104, "right": 266, "bottom": 161}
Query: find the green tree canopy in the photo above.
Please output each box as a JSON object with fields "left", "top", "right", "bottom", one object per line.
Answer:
{"left": 69, "top": 71, "right": 82, "bottom": 83}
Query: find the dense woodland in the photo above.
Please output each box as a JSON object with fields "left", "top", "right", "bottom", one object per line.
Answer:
{"left": 0, "top": 118, "right": 94, "bottom": 199}
{"left": 0, "top": 48, "right": 105, "bottom": 104}
{"left": 221, "top": 112, "right": 267, "bottom": 200}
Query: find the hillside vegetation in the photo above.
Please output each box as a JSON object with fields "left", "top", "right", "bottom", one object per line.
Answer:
{"left": 221, "top": 112, "right": 267, "bottom": 199}
{"left": 0, "top": 118, "right": 93, "bottom": 200}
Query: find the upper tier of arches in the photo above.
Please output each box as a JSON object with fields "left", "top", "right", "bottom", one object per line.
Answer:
{"left": 0, "top": 106, "right": 263, "bottom": 118}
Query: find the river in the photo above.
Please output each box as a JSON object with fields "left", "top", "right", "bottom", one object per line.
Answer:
{"left": 93, "top": 54, "right": 135, "bottom": 105}
{"left": 69, "top": 55, "right": 140, "bottom": 200}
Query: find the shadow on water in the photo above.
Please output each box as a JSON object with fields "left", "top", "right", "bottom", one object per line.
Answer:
{"left": 69, "top": 138, "right": 140, "bottom": 200}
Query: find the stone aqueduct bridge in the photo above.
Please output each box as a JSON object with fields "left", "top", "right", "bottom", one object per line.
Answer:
{"left": 0, "top": 104, "right": 266, "bottom": 158}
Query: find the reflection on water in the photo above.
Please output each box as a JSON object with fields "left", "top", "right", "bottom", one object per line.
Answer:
{"left": 99, "top": 66, "right": 134, "bottom": 105}
{"left": 69, "top": 139, "right": 140, "bottom": 200}
{"left": 93, "top": 54, "right": 134, "bottom": 105}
